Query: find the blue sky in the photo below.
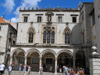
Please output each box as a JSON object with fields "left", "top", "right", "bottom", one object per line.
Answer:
{"left": 0, "top": 0, "right": 93, "bottom": 22}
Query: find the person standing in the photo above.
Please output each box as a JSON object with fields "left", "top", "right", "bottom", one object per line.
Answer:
{"left": 0, "top": 63, "right": 2, "bottom": 75}
{"left": 28, "top": 65, "right": 31, "bottom": 75}
{"left": 63, "top": 66, "right": 66, "bottom": 75}
{"left": 40, "top": 65, "right": 43, "bottom": 75}
{"left": 79, "top": 68, "right": 84, "bottom": 75}
{"left": 0, "top": 63, "right": 5, "bottom": 75}
{"left": 23, "top": 64, "right": 26, "bottom": 75}
{"left": 19, "top": 64, "right": 22, "bottom": 75}
{"left": 65, "top": 66, "right": 68, "bottom": 75}
{"left": 70, "top": 69, "right": 75, "bottom": 75}
{"left": 8, "top": 64, "right": 12, "bottom": 75}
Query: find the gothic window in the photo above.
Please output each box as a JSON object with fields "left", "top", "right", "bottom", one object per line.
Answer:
{"left": 28, "top": 27, "right": 35, "bottom": 43}
{"left": 29, "top": 32, "right": 33, "bottom": 43}
{"left": 43, "top": 27, "right": 55, "bottom": 44}
{"left": 43, "top": 31, "right": 46, "bottom": 43}
{"left": 64, "top": 27, "right": 71, "bottom": 44}
{"left": 51, "top": 31, "right": 55, "bottom": 44}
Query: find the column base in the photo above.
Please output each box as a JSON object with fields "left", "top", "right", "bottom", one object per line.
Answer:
{"left": 54, "top": 73, "right": 58, "bottom": 75}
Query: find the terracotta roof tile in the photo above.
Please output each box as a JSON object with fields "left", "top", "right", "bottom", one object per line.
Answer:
{"left": 0, "top": 17, "right": 6, "bottom": 23}
{"left": 0, "top": 17, "right": 17, "bottom": 30}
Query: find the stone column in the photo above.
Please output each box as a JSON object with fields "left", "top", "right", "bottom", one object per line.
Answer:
{"left": 39, "top": 56, "right": 42, "bottom": 73}
{"left": 24, "top": 56, "right": 27, "bottom": 65}
{"left": 39, "top": 57, "right": 42, "bottom": 67}
{"left": 24, "top": 56, "right": 27, "bottom": 75}
{"left": 10, "top": 55, "right": 12, "bottom": 65}
{"left": 55, "top": 58, "right": 57, "bottom": 74}
{"left": 73, "top": 56, "right": 75, "bottom": 71}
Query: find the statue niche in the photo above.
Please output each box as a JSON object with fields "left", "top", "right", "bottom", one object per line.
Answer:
{"left": 45, "top": 11, "right": 54, "bottom": 25}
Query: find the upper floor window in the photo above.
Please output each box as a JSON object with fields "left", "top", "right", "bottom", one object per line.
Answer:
{"left": 58, "top": 16, "right": 62, "bottom": 23}
{"left": 37, "top": 16, "right": 41, "bottom": 22}
{"left": 28, "top": 27, "right": 35, "bottom": 43}
{"left": 43, "top": 27, "right": 55, "bottom": 44}
{"left": 24, "top": 16, "right": 28, "bottom": 22}
{"left": 64, "top": 26, "right": 71, "bottom": 44}
{"left": 72, "top": 17, "right": 77, "bottom": 23}
{"left": 29, "top": 32, "right": 33, "bottom": 43}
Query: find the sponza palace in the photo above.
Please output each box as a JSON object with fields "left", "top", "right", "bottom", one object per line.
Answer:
{"left": 0, "top": 2, "right": 96, "bottom": 74}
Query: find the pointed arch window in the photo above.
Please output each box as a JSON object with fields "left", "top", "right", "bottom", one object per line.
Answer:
{"left": 64, "top": 27, "right": 71, "bottom": 44}
{"left": 43, "top": 27, "right": 55, "bottom": 44}
{"left": 28, "top": 27, "right": 35, "bottom": 43}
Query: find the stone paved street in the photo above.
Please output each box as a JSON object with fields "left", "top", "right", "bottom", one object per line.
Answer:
{"left": 4, "top": 70, "right": 63, "bottom": 75}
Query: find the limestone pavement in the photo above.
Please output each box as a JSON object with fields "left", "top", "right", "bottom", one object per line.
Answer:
{"left": 4, "top": 70, "right": 62, "bottom": 75}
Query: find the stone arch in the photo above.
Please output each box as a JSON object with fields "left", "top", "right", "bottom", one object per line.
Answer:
{"left": 75, "top": 50, "right": 86, "bottom": 69}
{"left": 74, "top": 50, "right": 85, "bottom": 57}
{"left": 42, "top": 49, "right": 56, "bottom": 72}
{"left": 26, "top": 48, "right": 40, "bottom": 71}
{"left": 27, "top": 26, "right": 35, "bottom": 33}
{"left": 63, "top": 26, "right": 71, "bottom": 34}
{"left": 57, "top": 50, "right": 73, "bottom": 58}
{"left": 26, "top": 48, "right": 40, "bottom": 57}
{"left": 11, "top": 48, "right": 25, "bottom": 56}
{"left": 57, "top": 50, "right": 73, "bottom": 69}
{"left": 41, "top": 49, "right": 56, "bottom": 58}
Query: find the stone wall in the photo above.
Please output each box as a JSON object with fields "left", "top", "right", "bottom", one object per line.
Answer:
{"left": 17, "top": 11, "right": 82, "bottom": 45}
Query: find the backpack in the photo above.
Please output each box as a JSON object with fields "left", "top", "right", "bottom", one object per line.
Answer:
{"left": 7, "top": 67, "right": 9, "bottom": 71}
{"left": 70, "top": 73, "right": 73, "bottom": 75}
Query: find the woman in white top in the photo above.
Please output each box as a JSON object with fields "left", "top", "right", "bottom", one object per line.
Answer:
{"left": 8, "top": 64, "right": 12, "bottom": 75}
{"left": 28, "top": 65, "right": 31, "bottom": 75}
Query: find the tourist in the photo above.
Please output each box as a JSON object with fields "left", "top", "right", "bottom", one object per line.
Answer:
{"left": 76, "top": 66, "right": 80, "bottom": 73}
{"left": 8, "top": 64, "right": 12, "bottom": 75}
{"left": 40, "top": 65, "right": 43, "bottom": 75}
{"left": 23, "top": 64, "right": 26, "bottom": 75}
{"left": 0, "top": 63, "right": 5, "bottom": 75}
{"left": 65, "top": 66, "right": 69, "bottom": 75}
{"left": 76, "top": 71, "right": 80, "bottom": 75}
{"left": 19, "top": 64, "right": 22, "bottom": 75}
{"left": 79, "top": 68, "right": 84, "bottom": 75}
{"left": 0, "top": 63, "right": 1, "bottom": 75}
{"left": 68, "top": 67, "right": 71, "bottom": 74}
{"left": 63, "top": 66, "right": 66, "bottom": 75}
{"left": 70, "top": 69, "right": 75, "bottom": 75}
{"left": 28, "top": 65, "right": 31, "bottom": 75}
{"left": 59, "top": 66, "right": 62, "bottom": 73}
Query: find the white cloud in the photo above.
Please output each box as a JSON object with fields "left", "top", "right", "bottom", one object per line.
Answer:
{"left": 11, "top": 17, "right": 19, "bottom": 23}
{"left": 11, "top": 0, "right": 41, "bottom": 22}
{"left": 3, "top": 0, "right": 15, "bottom": 13}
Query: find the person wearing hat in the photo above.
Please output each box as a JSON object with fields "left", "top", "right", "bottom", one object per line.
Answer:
{"left": 79, "top": 68, "right": 84, "bottom": 75}
{"left": 40, "top": 65, "right": 43, "bottom": 75}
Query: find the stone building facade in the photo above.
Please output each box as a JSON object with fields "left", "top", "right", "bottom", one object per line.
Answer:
{"left": 0, "top": 17, "right": 17, "bottom": 65}
{"left": 10, "top": 2, "right": 94, "bottom": 74}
